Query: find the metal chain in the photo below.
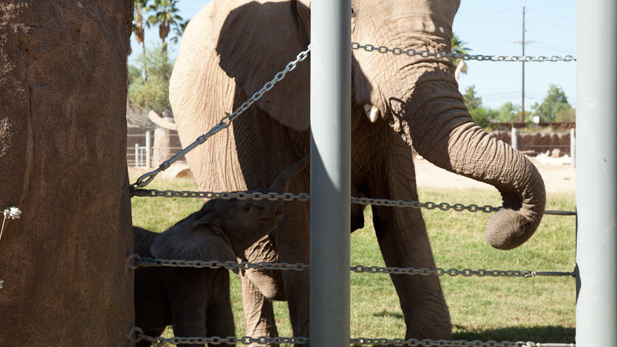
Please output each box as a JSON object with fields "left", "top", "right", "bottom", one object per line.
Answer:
{"left": 127, "top": 254, "right": 309, "bottom": 272}
{"left": 350, "top": 265, "right": 575, "bottom": 278}
{"left": 129, "top": 328, "right": 309, "bottom": 345}
{"left": 132, "top": 45, "right": 312, "bottom": 188}
{"left": 352, "top": 42, "right": 576, "bottom": 62}
{"left": 128, "top": 188, "right": 310, "bottom": 202}
{"left": 128, "top": 329, "right": 574, "bottom": 347}
{"left": 350, "top": 337, "right": 575, "bottom": 346}
{"left": 352, "top": 197, "right": 500, "bottom": 213}
{"left": 127, "top": 189, "right": 575, "bottom": 216}
{"left": 128, "top": 255, "right": 573, "bottom": 278}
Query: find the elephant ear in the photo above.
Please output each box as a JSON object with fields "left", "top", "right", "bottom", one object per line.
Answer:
{"left": 216, "top": 0, "right": 311, "bottom": 132}
{"left": 150, "top": 223, "right": 236, "bottom": 264}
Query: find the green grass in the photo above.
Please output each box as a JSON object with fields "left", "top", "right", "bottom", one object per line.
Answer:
{"left": 130, "top": 176, "right": 576, "bottom": 345}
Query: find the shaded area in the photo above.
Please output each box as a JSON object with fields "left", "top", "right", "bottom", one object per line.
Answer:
{"left": 452, "top": 325, "right": 575, "bottom": 344}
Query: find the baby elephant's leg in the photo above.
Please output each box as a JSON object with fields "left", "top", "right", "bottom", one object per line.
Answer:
{"left": 206, "top": 270, "right": 236, "bottom": 345}
{"left": 167, "top": 269, "right": 209, "bottom": 347}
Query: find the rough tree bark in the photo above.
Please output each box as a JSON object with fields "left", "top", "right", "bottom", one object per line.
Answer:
{"left": 0, "top": 1, "right": 134, "bottom": 345}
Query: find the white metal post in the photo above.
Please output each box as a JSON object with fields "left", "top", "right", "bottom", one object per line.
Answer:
{"left": 511, "top": 127, "right": 518, "bottom": 151}
{"left": 576, "top": 0, "right": 617, "bottom": 345}
{"left": 310, "top": 0, "right": 351, "bottom": 346}
{"left": 145, "top": 130, "right": 152, "bottom": 168}
{"left": 134, "top": 143, "right": 140, "bottom": 167}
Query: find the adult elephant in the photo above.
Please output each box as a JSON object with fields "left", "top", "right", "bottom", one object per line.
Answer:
{"left": 168, "top": 0, "right": 546, "bottom": 342}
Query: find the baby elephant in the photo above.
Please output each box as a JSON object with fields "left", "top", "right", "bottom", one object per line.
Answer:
{"left": 133, "top": 156, "right": 308, "bottom": 347}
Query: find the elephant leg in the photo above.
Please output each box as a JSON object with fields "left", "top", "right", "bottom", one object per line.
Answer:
{"left": 166, "top": 271, "right": 209, "bottom": 347}
{"left": 370, "top": 184, "right": 452, "bottom": 339}
{"left": 274, "top": 200, "right": 311, "bottom": 345}
{"left": 207, "top": 271, "right": 235, "bottom": 345}
{"left": 241, "top": 272, "right": 279, "bottom": 346}
{"left": 240, "top": 235, "right": 282, "bottom": 346}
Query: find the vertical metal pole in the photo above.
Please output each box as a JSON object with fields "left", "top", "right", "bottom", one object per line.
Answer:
{"left": 310, "top": 0, "right": 351, "bottom": 346}
{"left": 145, "top": 130, "right": 152, "bottom": 168}
{"left": 511, "top": 127, "right": 518, "bottom": 151}
{"left": 570, "top": 128, "right": 575, "bottom": 169}
{"left": 576, "top": 0, "right": 617, "bottom": 345}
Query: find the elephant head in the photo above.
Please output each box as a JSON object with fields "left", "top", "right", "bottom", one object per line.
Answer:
{"left": 151, "top": 156, "right": 309, "bottom": 260}
{"left": 201, "top": 0, "right": 545, "bottom": 250}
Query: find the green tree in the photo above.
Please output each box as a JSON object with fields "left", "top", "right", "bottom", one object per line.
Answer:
{"left": 469, "top": 108, "right": 497, "bottom": 128}
{"left": 146, "top": 0, "right": 184, "bottom": 53}
{"left": 128, "top": 45, "right": 174, "bottom": 112}
{"left": 494, "top": 102, "right": 521, "bottom": 123}
{"left": 463, "top": 85, "right": 482, "bottom": 110}
{"left": 556, "top": 108, "right": 576, "bottom": 122}
{"left": 451, "top": 33, "right": 471, "bottom": 81}
{"left": 531, "top": 84, "right": 572, "bottom": 122}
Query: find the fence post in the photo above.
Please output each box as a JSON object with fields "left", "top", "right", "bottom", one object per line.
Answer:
{"left": 310, "top": 0, "right": 351, "bottom": 346}
{"left": 134, "top": 143, "right": 140, "bottom": 167}
{"left": 511, "top": 127, "right": 518, "bottom": 151}
{"left": 576, "top": 0, "right": 617, "bottom": 345}
{"left": 570, "top": 128, "right": 575, "bottom": 168}
{"left": 145, "top": 130, "right": 152, "bottom": 168}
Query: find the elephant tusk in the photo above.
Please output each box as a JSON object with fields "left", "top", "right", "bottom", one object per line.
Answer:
{"left": 363, "top": 103, "right": 380, "bottom": 123}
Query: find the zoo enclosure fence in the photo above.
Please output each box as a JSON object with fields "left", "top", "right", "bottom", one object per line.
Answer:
{"left": 127, "top": 129, "right": 185, "bottom": 168}
{"left": 125, "top": 54, "right": 577, "bottom": 347}
{"left": 125, "top": 1, "right": 617, "bottom": 345}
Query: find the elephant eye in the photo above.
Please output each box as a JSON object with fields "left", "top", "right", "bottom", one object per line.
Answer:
{"left": 242, "top": 202, "right": 252, "bottom": 213}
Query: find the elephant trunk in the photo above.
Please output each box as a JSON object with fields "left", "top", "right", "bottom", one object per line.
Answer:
{"left": 405, "top": 78, "right": 546, "bottom": 250}
{"left": 268, "top": 155, "right": 310, "bottom": 194}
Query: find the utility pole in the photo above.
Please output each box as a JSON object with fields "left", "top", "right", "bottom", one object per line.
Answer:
{"left": 522, "top": 4, "right": 525, "bottom": 125}
{"left": 515, "top": 2, "right": 532, "bottom": 126}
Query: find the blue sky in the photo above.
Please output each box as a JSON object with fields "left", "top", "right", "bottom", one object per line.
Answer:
{"left": 131, "top": 0, "right": 577, "bottom": 110}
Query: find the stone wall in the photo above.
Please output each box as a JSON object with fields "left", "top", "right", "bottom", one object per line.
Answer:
{"left": 491, "top": 131, "right": 572, "bottom": 156}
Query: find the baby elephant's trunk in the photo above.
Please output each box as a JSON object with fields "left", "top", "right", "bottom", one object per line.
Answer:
{"left": 269, "top": 155, "right": 310, "bottom": 194}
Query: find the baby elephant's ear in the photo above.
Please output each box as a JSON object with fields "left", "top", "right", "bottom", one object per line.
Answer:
{"left": 150, "top": 225, "right": 236, "bottom": 264}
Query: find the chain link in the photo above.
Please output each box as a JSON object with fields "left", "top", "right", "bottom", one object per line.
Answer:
{"left": 128, "top": 254, "right": 309, "bottom": 272}
{"left": 129, "top": 188, "right": 311, "bottom": 202}
{"left": 131, "top": 45, "right": 311, "bottom": 188}
{"left": 226, "top": 45, "right": 311, "bottom": 122}
{"left": 128, "top": 189, "right": 575, "bottom": 216}
{"left": 129, "top": 329, "right": 573, "bottom": 347}
{"left": 351, "top": 197, "right": 500, "bottom": 213}
{"left": 351, "top": 337, "right": 575, "bottom": 346}
{"left": 351, "top": 42, "right": 576, "bottom": 62}
{"left": 128, "top": 254, "right": 573, "bottom": 278}
{"left": 129, "top": 328, "right": 309, "bottom": 345}
{"left": 350, "top": 265, "right": 574, "bottom": 278}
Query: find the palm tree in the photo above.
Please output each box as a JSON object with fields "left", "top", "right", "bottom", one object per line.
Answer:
{"left": 146, "top": 0, "right": 184, "bottom": 53}
{"left": 132, "top": 0, "right": 150, "bottom": 56}
{"left": 169, "top": 19, "right": 190, "bottom": 47}
{"left": 451, "top": 33, "right": 471, "bottom": 81}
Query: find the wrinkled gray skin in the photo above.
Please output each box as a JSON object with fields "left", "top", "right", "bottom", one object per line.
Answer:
{"left": 169, "top": 0, "right": 546, "bottom": 344}
{"left": 133, "top": 157, "right": 308, "bottom": 347}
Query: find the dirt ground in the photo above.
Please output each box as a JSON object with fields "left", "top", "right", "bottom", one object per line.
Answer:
{"left": 414, "top": 157, "right": 576, "bottom": 194}
{"left": 129, "top": 157, "right": 576, "bottom": 194}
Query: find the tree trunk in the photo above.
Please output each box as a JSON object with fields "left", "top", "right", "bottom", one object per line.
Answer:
{"left": 0, "top": 1, "right": 134, "bottom": 345}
